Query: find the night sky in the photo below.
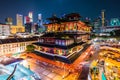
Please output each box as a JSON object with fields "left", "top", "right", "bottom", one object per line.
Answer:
{"left": 0, "top": 0, "right": 120, "bottom": 24}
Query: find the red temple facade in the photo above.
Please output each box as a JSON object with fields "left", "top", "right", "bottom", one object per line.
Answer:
{"left": 33, "top": 13, "right": 91, "bottom": 63}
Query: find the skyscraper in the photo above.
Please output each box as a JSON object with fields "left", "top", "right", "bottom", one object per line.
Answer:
{"left": 25, "top": 23, "right": 32, "bottom": 33}
{"left": 28, "top": 12, "right": 33, "bottom": 23}
{"left": 101, "top": 10, "right": 105, "bottom": 27}
{"left": 37, "top": 13, "right": 45, "bottom": 33}
{"left": 24, "top": 16, "right": 32, "bottom": 33}
{"left": 5, "top": 17, "right": 13, "bottom": 25}
{"left": 110, "top": 18, "right": 120, "bottom": 26}
{"left": 24, "top": 16, "right": 30, "bottom": 24}
{"left": 38, "top": 14, "right": 42, "bottom": 20}
{"left": 16, "top": 14, "right": 23, "bottom": 26}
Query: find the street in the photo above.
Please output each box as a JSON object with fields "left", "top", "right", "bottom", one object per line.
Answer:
{"left": 20, "top": 44, "right": 95, "bottom": 80}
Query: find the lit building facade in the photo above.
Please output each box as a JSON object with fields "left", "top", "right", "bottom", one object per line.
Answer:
{"left": 0, "top": 24, "right": 10, "bottom": 36}
{"left": 93, "top": 17, "right": 102, "bottom": 33}
{"left": 33, "top": 23, "right": 39, "bottom": 32}
{"left": 28, "top": 12, "right": 33, "bottom": 23}
{"left": 5, "top": 17, "right": 13, "bottom": 25}
{"left": 110, "top": 18, "right": 120, "bottom": 26}
{"left": 36, "top": 13, "right": 45, "bottom": 33}
{"left": 101, "top": 26, "right": 120, "bottom": 32}
{"left": 24, "top": 16, "right": 32, "bottom": 33}
{"left": 25, "top": 23, "right": 32, "bottom": 33}
{"left": 16, "top": 14, "right": 23, "bottom": 26}
{"left": 10, "top": 25, "right": 25, "bottom": 34}
{"left": 38, "top": 14, "right": 42, "bottom": 20}
{"left": 24, "top": 16, "right": 30, "bottom": 24}
{"left": 10, "top": 14, "right": 25, "bottom": 34}
{"left": 45, "top": 20, "right": 90, "bottom": 33}
{"left": 0, "top": 37, "right": 38, "bottom": 56}
{"left": 33, "top": 13, "right": 91, "bottom": 63}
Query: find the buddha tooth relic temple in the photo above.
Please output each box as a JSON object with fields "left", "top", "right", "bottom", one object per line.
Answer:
{"left": 33, "top": 13, "right": 91, "bottom": 63}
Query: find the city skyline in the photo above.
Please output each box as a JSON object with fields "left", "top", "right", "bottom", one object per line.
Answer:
{"left": 0, "top": 1, "right": 120, "bottom": 79}
{"left": 0, "top": 0, "right": 120, "bottom": 24}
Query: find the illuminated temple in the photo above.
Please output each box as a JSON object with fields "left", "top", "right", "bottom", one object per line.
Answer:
{"left": 33, "top": 13, "right": 91, "bottom": 63}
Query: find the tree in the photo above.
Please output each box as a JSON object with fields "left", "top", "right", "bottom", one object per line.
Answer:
{"left": 114, "top": 29, "right": 120, "bottom": 36}
{"left": 26, "top": 44, "right": 35, "bottom": 53}
{"left": 110, "top": 29, "right": 120, "bottom": 36}
{"left": 110, "top": 31, "right": 115, "bottom": 36}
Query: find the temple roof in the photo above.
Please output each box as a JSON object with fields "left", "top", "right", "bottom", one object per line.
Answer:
{"left": 33, "top": 42, "right": 84, "bottom": 50}
{"left": 0, "top": 37, "right": 38, "bottom": 44}
{"left": 65, "top": 13, "right": 81, "bottom": 18}
{"left": 45, "top": 13, "right": 81, "bottom": 24}
{"left": 40, "top": 32, "right": 86, "bottom": 39}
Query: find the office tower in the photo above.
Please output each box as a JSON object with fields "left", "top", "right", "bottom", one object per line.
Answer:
{"left": 16, "top": 14, "right": 23, "bottom": 26}
{"left": 28, "top": 12, "right": 33, "bottom": 23}
{"left": 101, "top": 10, "right": 105, "bottom": 27}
